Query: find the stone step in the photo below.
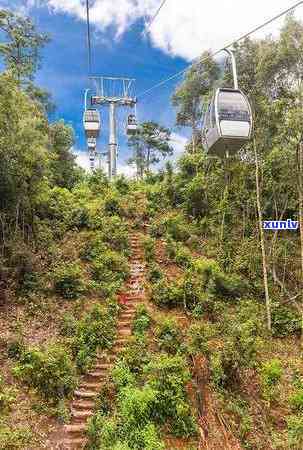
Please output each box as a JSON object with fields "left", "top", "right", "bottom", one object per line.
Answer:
{"left": 65, "top": 423, "right": 86, "bottom": 434}
{"left": 117, "top": 328, "right": 132, "bottom": 336}
{"left": 95, "top": 354, "right": 116, "bottom": 363}
{"left": 117, "top": 320, "right": 132, "bottom": 327}
{"left": 94, "top": 362, "right": 112, "bottom": 370}
{"left": 79, "top": 381, "right": 101, "bottom": 391}
{"left": 74, "top": 390, "right": 98, "bottom": 399}
{"left": 72, "top": 399, "right": 95, "bottom": 410}
{"left": 87, "top": 369, "right": 107, "bottom": 379}
{"left": 119, "top": 313, "right": 134, "bottom": 319}
{"left": 72, "top": 409, "right": 94, "bottom": 420}
{"left": 62, "top": 437, "right": 87, "bottom": 449}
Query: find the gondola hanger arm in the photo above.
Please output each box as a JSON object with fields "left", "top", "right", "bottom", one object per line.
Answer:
{"left": 222, "top": 48, "right": 238, "bottom": 90}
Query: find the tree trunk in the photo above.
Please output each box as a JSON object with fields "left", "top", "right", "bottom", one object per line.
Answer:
{"left": 298, "top": 143, "right": 303, "bottom": 278}
{"left": 254, "top": 138, "right": 271, "bottom": 332}
{"left": 297, "top": 142, "right": 303, "bottom": 347}
{"left": 147, "top": 148, "right": 151, "bottom": 172}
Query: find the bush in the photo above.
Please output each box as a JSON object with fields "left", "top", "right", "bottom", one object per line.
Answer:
{"left": 142, "top": 236, "right": 156, "bottom": 263}
{"left": 11, "top": 246, "right": 41, "bottom": 293}
{"left": 287, "top": 414, "right": 303, "bottom": 447}
{"left": 165, "top": 239, "right": 192, "bottom": 268}
{"left": 155, "top": 318, "right": 182, "bottom": 354}
{"left": 53, "top": 262, "right": 85, "bottom": 299}
{"left": 87, "top": 413, "right": 118, "bottom": 449}
{"left": 132, "top": 304, "right": 151, "bottom": 337}
{"left": 71, "top": 304, "right": 118, "bottom": 372}
{"left": 147, "top": 264, "right": 163, "bottom": 283}
{"left": 84, "top": 218, "right": 130, "bottom": 254}
{"left": 103, "top": 191, "right": 123, "bottom": 216}
{"left": 90, "top": 250, "right": 129, "bottom": 284}
{"left": 150, "top": 213, "right": 191, "bottom": 242}
{"left": 12, "top": 344, "right": 77, "bottom": 403}
{"left": 187, "top": 322, "right": 216, "bottom": 355}
{"left": 183, "top": 258, "right": 247, "bottom": 304}
{"left": 271, "top": 304, "right": 301, "bottom": 337}
{"left": 0, "top": 426, "right": 33, "bottom": 450}
{"left": 210, "top": 319, "right": 261, "bottom": 390}
{"left": 117, "top": 339, "right": 150, "bottom": 376}
{"left": 0, "top": 375, "right": 16, "bottom": 414}
{"left": 290, "top": 390, "right": 303, "bottom": 412}
{"left": 151, "top": 278, "right": 183, "bottom": 309}
{"left": 260, "top": 359, "right": 283, "bottom": 401}
{"left": 59, "top": 313, "right": 77, "bottom": 337}
{"left": 144, "top": 354, "right": 197, "bottom": 437}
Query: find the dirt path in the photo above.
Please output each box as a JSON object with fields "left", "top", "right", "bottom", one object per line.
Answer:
{"left": 47, "top": 233, "right": 145, "bottom": 450}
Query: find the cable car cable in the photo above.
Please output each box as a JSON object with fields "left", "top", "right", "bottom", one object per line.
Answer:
{"left": 143, "top": 0, "right": 168, "bottom": 35}
{"left": 138, "top": 0, "right": 303, "bottom": 99}
{"left": 86, "top": 0, "right": 93, "bottom": 76}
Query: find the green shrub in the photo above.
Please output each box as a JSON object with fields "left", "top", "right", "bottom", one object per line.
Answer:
{"left": 90, "top": 250, "right": 129, "bottom": 287}
{"left": 174, "top": 245, "right": 192, "bottom": 268}
{"left": 260, "top": 359, "right": 283, "bottom": 401}
{"left": 0, "top": 426, "right": 33, "bottom": 450}
{"left": 144, "top": 354, "right": 197, "bottom": 437}
{"left": 80, "top": 235, "right": 109, "bottom": 261}
{"left": 151, "top": 278, "right": 183, "bottom": 309}
{"left": 287, "top": 414, "right": 303, "bottom": 447}
{"left": 59, "top": 313, "right": 77, "bottom": 337}
{"left": 87, "top": 213, "right": 129, "bottom": 250}
{"left": 166, "top": 239, "right": 192, "bottom": 268}
{"left": 150, "top": 213, "right": 191, "bottom": 241}
{"left": 187, "top": 322, "right": 216, "bottom": 355}
{"left": 53, "top": 262, "right": 85, "bottom": 299}
{"left": 87, "top": 413, "right": 118, "bottom": 449}
{"left": 112, "top": 361, "right": 136, "bottom": 390}
{"left": 271, "top": 304, "right": 301, "bottom": 337}
{"left": 155, "top": 317, "right": 182, "bottom": 354}
{"left": 147, "top": 264, "right": 163, "bottom": 283}
{"left": 115, "top": 176, "right": 130, "bottom": 195}
{"left": 188, "top": 258, "right": 246, "bottom": 299}
{"left": 0, "top": 375, "right": 16, "bottom": 414}
{"left": 12, "top": 344, "right": 77, "bottom": 403}
{"left": 7, "top": 339, "right": 26, "bottom": 360}
{"left": 118, "top": 339, "right": 150, "bottom": 376}
{"left": 119, "top": 386, "right": 157, "bottom": 435}
{"left": 142, "top": 236, "right": 156, "bottom": 263}
{"left": 260, "top": 359, "right": 283, "bottom": 387}
{"left": 133, "top": 304, "right": 151, "bottom": 337}
{"left": 103, "top": 191, "right": 123, "bottom": 216}
{"left": 290, "top": 390, "right": 303, "bottom": 412}
{"left": 71, "top": 304, "right": 117, "bottom": 372}
{"left": 210, "top": 319, "right": 260, "bottom": 390}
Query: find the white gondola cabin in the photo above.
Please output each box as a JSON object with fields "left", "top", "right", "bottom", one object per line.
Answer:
{"left": 202, "top": 88, "right": 252, "bottom": 157}
{"left": 87, "top": 137, "right": 97, "bottom": 151}
{"left": 83, "top": 108, "right": 101, "bottom": 139}
{"left": 126, "top": 114, "right": 137, "bottom": 136}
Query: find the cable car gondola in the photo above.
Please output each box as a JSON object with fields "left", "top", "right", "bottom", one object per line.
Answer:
{"left": 83, "top": 108, "right": 101, "bottom": 139}
{"left": 202, "top": 49, "right": 253, "bottom": 158}
{"left": 87, "top": 137, "right": 96, "bottom": 151}
{"left": 126, "top": 114, "right": 137, "bottom": 137}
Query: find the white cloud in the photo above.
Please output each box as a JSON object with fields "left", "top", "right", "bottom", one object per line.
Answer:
{"left": 40, "top": 0, "right": 303, "bottom": 60}
{"left": 73, "top": 148, "right": 137, "bottom": 177}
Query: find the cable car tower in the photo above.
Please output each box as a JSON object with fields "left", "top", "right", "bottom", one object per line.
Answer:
{"left": 87, "top": 76, "right": 137, "bottom": 179}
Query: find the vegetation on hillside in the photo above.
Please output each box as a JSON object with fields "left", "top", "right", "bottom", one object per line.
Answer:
{"left": 0, "top": 6, "right": 302, "bottom": 450}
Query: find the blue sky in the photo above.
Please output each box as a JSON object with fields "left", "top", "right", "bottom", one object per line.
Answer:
{"left": 1, "top": 0, "right": 302, "bottom": 174}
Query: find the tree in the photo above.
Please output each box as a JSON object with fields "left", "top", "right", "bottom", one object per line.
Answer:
{"left": 48, "top": 121, "right": 81, "bottom": 190}
{"left": 172, "top": 52, "right": 220, "bottom": 153}
{"left": 128, "top": 122, "right": 173, "bottom": 178}
{"left": 0, "top": 72, "right": 50, "bottom": 243}
{"left": 0, "top": 9, "right": 50, "bottom": 83}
